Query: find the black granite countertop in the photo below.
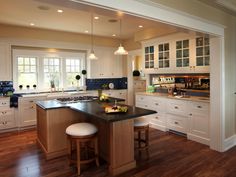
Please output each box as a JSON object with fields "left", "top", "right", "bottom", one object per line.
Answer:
{"left": 36, "top": 98, "right": 156, "bottom": 122}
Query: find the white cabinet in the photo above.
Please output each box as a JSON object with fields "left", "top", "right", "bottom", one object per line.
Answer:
{"left": 0, "top": 97, "right": 16, "bottom": 132}
{"left": 135, "top": 93, "right": 210, "bottom": 145}
{"left": 88, "top": 48, "right": 124, "bottom": 78}
{"left": 141, "top": 33, "right": 210, "bottom": 74}
{"left": 18, "top": 96, "right": 46, "bottom": 128}
{"left": 136, "top": 95, "right": 167, "bottom": 131}
{"left": 133, "top": 80, "right": 146, "bottom": 92}
{"left": 166, "top": 99, "right": 188, "bottom": 133}
{"left": 0, "top": 42, "right": 11, "bottom": 80}
{"left": 187, "top": 101, "right": 209, "bottom": 145}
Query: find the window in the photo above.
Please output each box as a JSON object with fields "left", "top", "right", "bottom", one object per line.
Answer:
{"left": 196, "top": 37, "right": 210, "bottom": 66}
{"left": 65, "top": 58, "right": 81, "bottom": 87}
{"left": 176, "top": 39, "right": 189, "bottom": 67}
{"left": 43, "top": 58, "right": 60, "bottom": 89}
{"left": 158, "top": 43, "right": 169, "bottom": 68}
{"left": 13, "top": 49, "right": 86, "bottom": 91}
{"left": 17, "top": 56, "right": 37, "bottom": 89}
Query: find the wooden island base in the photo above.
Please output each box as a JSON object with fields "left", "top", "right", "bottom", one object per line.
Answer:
{"left": 36, "top": 106, "right": 136, "bottom": 176}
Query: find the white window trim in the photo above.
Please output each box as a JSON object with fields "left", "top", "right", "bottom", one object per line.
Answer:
{"left": 12, "top": 48, "right": 86, "bottom": 91}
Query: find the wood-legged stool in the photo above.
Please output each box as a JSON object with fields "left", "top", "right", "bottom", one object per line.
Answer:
{"left": 66, "top": 123, "right": 99, "bottom": 176}
{"left": 134, "top": 117, "right": 149, "bottom": 158}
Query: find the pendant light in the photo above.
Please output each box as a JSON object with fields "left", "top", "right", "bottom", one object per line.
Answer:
{"left": 88, "top": 13, "right": 98, "bottom": 60}
{"left": 114, "top": 19, "right": 128, "bottom": 55}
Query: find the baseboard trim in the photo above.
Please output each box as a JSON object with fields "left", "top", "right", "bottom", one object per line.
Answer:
{"left": 187, "top": 133, "right": 210, "bottom": 146}
{"left": 223, "top": 134, "right": 236, "bottom": 152}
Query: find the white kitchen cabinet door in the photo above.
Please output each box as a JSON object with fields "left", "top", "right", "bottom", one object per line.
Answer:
{"left": 187, "top": 101, "right": 210, "bottom": 145}
{"left": 0, "top": 42, "right": 11, "bottom": 80}
{"left": 18, "top": 96, "right": 47, "bottom": 128}
{"left": 88, "top": 48, "right": 124, "bottom": 78}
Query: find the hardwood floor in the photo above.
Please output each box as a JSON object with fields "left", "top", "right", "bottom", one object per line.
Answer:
{"left": 1, "top": 128, "right": 236, "bottom": 177}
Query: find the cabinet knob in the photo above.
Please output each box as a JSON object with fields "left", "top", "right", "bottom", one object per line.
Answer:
{"left": 155, "top": 103, "right": 159, "bottom": 106}
{"left": 29, "top": 101, "right": 34, "bottom": 103}
{"left": 174, "top": 106, "right": 178, "bottom": 109}
{"left": 189, "top": 113, "right": 192, "bottom": 116}
{"left": 145, "top": 105, "right": 148, "bottom": 107}
{"left": 155, "top": 116, "right": 159, "bottom": 119}
{"left": 197, "top": 106, "right": 202, "bottom": 108}
{"left": 174, "top": 121, "right": 179, "bottom": 125}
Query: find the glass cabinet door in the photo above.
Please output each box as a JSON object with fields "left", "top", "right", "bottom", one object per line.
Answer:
{"left": 158, "top": 43, "right": 170, "bottom": 68}
{"left": 176, "top": 39, "right": 189, "bottom": 67}
{"left": 196, "top": 36, "right": 210, "bottom": 66}
{"left": 144, "top": 46, "right": 154, "bottom": 69}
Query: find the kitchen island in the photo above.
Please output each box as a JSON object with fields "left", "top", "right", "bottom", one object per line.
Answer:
{"left": 36, "top": 98, "right": 156, "bottom": 176}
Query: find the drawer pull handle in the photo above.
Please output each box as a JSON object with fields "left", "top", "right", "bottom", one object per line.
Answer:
{"left": 2, "top": 102, "right": 7, "bottom": 105}
{"left": 197, "top": 106, "right": 202, "bottom": 108}
{"left": 155, "top": 103, "right": 159, "bottom": 106}
{"left": 145, "top": 105, "right": 148, "bottom": 107}
{"left": 189, "top": 113, "right": 192, "bottom": 116}
{"left": 29, "top": 101, "right": 34, "bottom": 103}
{"left": 174, "top": 122, "right": 179, "bottom": 125}
{"left": 174, "top": 106, "right": 178, "bottom": 109}
{"left": 155, "top": 116, "right": 159, "bottom": 119}
{"left": 2, "top": 111, "right": 7, "bottom": 114}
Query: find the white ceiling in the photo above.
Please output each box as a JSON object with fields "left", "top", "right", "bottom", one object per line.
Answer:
{"left": 0, "top": 0, "right": 182, "bottom": 39}
{"left": 0, "top": 0, "right": 233, "bottom": 40}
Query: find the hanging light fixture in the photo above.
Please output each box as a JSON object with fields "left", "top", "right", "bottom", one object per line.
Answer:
{"left": 114, "top": 19, "right": 128, "bottom": 55}
{"left": 88, "top": 13, "right": 98, "bottom": 60}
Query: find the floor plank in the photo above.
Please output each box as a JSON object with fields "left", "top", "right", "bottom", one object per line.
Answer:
{"left": 0, "top": 129, "right": 236, "bottom": 177}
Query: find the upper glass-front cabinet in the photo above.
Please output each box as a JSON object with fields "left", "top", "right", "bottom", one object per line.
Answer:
{"left": 196, "top": 37, "right": 210, "bottom": 66}
{"left": 176, "top": 39, "right": 189, "bottom": 67}
{"left": 144, "top": 46, "right": 154, "bottom": 68}
{"left": 158, "top": 43, "right": 170, "bottom": 68}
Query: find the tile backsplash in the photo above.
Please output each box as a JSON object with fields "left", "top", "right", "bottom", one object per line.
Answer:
{"left": 86, "top": 77, "right": 127, "bottom": 90}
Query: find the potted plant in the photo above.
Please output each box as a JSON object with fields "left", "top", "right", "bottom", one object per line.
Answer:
{"left": 75, "top": 75, "right": 81, "bottom": 91}
{"left": 133, "top": 70, "right": 140, "bottom": 79}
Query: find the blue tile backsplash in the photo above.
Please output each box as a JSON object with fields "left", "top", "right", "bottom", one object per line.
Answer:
{"left": 86, "top": 77, "right": 127, "bottom": 90}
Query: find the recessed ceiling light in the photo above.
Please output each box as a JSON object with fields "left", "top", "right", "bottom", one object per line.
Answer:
{"left": 30, "top": 23, "right": 35, "bottom": 26}
{"left": 57, "top": 9, "right": 63, "bottom": 13}
{"left": 139, "top": 25, "right": 143, "bottom": 28}
{"left": 94, "top": 16, "right": 99, "bottom": 20}
{"left": 85, "top": 30, "right": 89, "bottom": 33}
{"left": 112, "top": 34, "right": 116, "bottom": 37}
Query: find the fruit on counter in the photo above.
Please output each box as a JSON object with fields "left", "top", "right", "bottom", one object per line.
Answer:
{"left": 99, "top": 93, "right": 109, "bottom": 101}
{"left": 105, "top": 105, "right": 128, "bottom": 113}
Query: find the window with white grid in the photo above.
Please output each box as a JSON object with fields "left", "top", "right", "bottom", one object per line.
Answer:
{"left": 17, "top": 56, "right": 37, "bottom": 89}
{"left": 65, "top": 58, "right": 81, "bottom": 87}
{"left": 43, "top": 58, "right": 60, "bottom": 88}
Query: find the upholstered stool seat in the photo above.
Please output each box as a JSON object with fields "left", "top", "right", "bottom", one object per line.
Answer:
{"left": 66, "top": 122, "right": 99, "bottom": 176}
{"left": 134, "top": 117, "right": 149, "bottom": 158}
{"left": 66, "top": 123, "right": 98, "bottom": 137}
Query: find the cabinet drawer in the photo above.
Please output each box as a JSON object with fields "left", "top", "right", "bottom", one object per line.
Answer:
{"left": 0, "top": 109, "right": 14, "bottom": 117}
{"left": 134, "top": 81, "right": 146, "bottom": 89}
{"left": 150, "top": 112, "right": 166, "bottom": 126}
{"left": 136, "top": 95, "right": 150, "bottom": 103}
{"left": 167, "top": 100, "right": 187, "bottom": 116}
{"left": 0, "top": 120, "right": 16, "bottom": 129}
{"left": 191, "top": 102, "right": 209, "bottom": 112}
{"left": 167, "top": 114, "right": 188, "bottom": 133}
{"left": 136, "top": 102, "right": 151, "bottom": 110}
{"left": 0, "top": 98, "right": 10, "bottom": 107}
{"left": 150, "top": 97, "right": 166, "bottom": 111}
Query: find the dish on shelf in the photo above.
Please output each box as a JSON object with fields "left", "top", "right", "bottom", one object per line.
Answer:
{"left": 105, "top": 105, "right": 128, "bottom": 113}
{"left": 108, "top": 83, "right": 114, "bottom": 89}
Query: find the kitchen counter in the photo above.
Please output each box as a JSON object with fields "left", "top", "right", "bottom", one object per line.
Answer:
{"left": 37, "top": 98, "right": 155, "bottom": 122}
{"left": 36, "top": 96, "right": 155, "bottom": 175}
{"left": 136, "top": 92, "right": 210, "bottom": 103}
